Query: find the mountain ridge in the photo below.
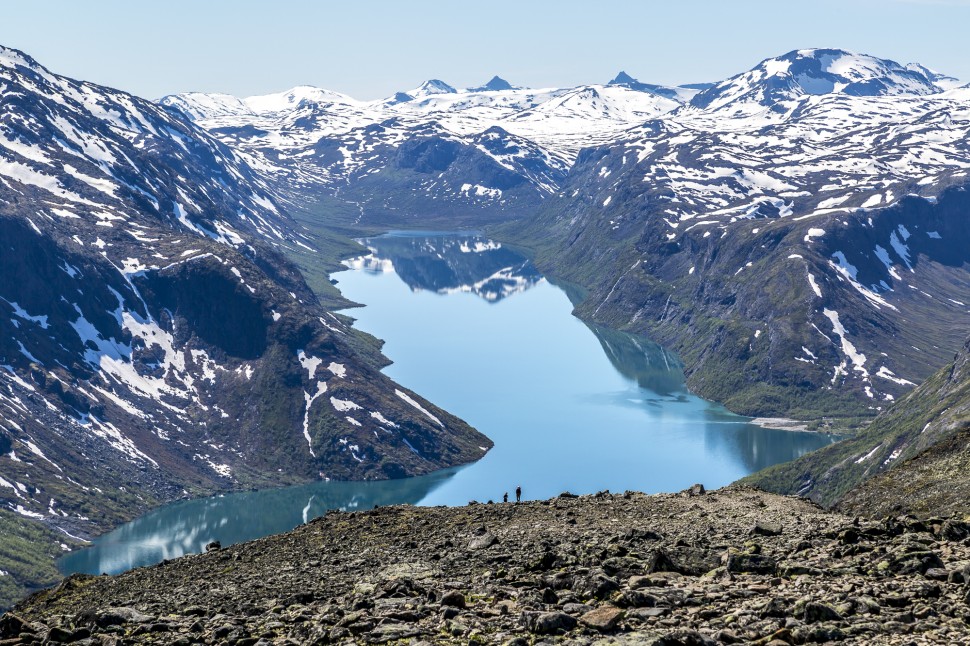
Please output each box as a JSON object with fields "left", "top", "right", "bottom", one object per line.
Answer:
{"left": 12, "top": 487, "right": 970, "bottom": 644}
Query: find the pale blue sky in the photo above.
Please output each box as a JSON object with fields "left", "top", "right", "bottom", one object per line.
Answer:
{"left": 2, "top": 0, "right": 967, "bottom": 100}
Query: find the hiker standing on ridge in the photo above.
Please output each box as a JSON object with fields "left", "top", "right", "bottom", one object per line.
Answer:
{"left": 515, "top": 486, "right": 522, "bottom": 503}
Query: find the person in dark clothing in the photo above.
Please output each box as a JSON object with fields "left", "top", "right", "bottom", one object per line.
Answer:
{"left": 503, "top": 492, "right": 508, "bottom": 503}
{"left": 515, "top": 486, "right": 522, "bottom": 503}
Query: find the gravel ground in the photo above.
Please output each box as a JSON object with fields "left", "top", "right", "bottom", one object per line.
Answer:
{"left": 5, "top": 485, "right": 970, "bottom": 644}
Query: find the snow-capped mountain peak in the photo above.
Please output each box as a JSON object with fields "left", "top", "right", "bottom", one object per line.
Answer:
{"left": 160, "top": 92, "right": 254, "bottom": 120}
{"left": 906, "top": 62, "right": 963, "bottom": 90}
{"left": 0, "top": 45, "right": 39, "bottom": 71}
{"left": 408, "top": 79, "right": 457, "bottom": 98}
{"left": 163, "top": 85, "right": 360, "bottom": 120}
{"left": 690, "top": 48, "right": 956, "bottom": 113}
{"left": 606, "top": 70, "right": 699, "bottom": 102}
{"left": 243, "top": 85, "right": 358, "bottom": 113}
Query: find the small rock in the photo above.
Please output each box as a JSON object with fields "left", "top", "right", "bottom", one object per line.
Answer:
{"left": 652, "top": 630, "right": 717, "bottom": 645}
{"left": 883, "top": 593, "right": 911, "bottom": 608}
{"left": 725, "top": 552, "right": 777, "bottom": 575}
{"left": 685, "top": 483, "right": 706, "bottom": 496}
{"left": 616, "top": 589, "right": 660, "bottom": 608}
{"left": 759, "top": 597, "right": 787, "bottom": 618}
{"left": 713, "top": 629, "right": 741, "bottom": 644}
{"left": 941, "top": 520, "right": 970, "bottom": 541}
{"left": 751, "top": 522, "right": 782, "bottom": 537}
{"left": 520, "top": 611, "right": 577, "bottom": 635}
{"left": 802, "top": 602, "right": 841, "bottom": 623}
{"left": 838, "top": 528, "right": 860, "bottom": 545}
{"left": 628, "top": 575, "right": 651, "bottom": 589}
{"left": 561, "top": 602, "right": 589, "bottom": 614}
{"left": 757, "top": 628, "right": 793, "bottom": 646}
{"left": 468, "top": 532, "right": 499, "bottom": 550}
{"left": 0, "top": 613, "right": 29, "bottom": 639}
{"left": 96, "top": 607, "right": 153, "bottom": 627}
{"left": 580, "top": 606, "right": 624, "bottom": 632}
{"left": 441, "top": 606, "right": 461, "bottom": 620}
{"left": 573, "top": 572, "right": 620, "bottom": 600}
{"left": 541, "top": 587, "right": 558, "bottom": 604}
{"left": 440, "top": 590, "right": 466, "bottom": 608}
{"left": 924, "top": 567, "right": 949, "bottom": 581}
{"left": 205, "top": 540, "right": 221, "bottom": 552}
{"left": 46, "top": 626, "right": 74, "bottom": 643}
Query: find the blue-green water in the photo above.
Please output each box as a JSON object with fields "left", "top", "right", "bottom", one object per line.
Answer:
{"left": 59, "top": 232, "right": 837, "bottom": 576}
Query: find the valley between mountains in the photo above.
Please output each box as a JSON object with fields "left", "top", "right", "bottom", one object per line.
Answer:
{"left": 4, "top": 42, "right": 970, "bottom": 623}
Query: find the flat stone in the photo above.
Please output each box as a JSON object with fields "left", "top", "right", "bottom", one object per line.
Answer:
{"left": 580, "top": 606, "right": 624, "bottom": 632}
{"left": 468, "top": 533, "right": 499, "bottom": 550}
{"left": 751, "top": 522, "right": 783, "bottom": 537}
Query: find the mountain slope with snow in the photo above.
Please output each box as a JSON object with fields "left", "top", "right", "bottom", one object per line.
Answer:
{"left": 689, "top": 48, "right": 952, "bottom": 115}
{"left": 0, "top": 45, "right": 489, "bottom": 606}
{"left": 500, "top": 48, "right": 970, "bottom": 422}
{"left": 746, "top": 334, "right": 970, "bottom": 516}
{"left": 165, "top": 47, "right": 970, "bottom": 420}
{"left": 161, "top": 74, "right": 689, "bottom": 226}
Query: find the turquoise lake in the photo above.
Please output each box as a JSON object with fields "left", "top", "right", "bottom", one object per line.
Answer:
{"left": 59, "top": 232, "right": 837, "bottom": 575}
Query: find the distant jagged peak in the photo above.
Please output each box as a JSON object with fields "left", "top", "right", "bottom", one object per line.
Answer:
{"left": 609, "top": 71, "right": 638, "bottom": 86}
{"left": 471, "top": 75, "right": 515, "bottom": 92}
{"left": 606, "top": 70, "right": 695, "bottom": 102}
{"left": 690, "top": 48, "right": 956, "bottom": 113}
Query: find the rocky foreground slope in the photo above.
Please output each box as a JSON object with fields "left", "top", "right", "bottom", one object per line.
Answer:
{"left": 8, "top": 487, "right": 970, "bottom": 645}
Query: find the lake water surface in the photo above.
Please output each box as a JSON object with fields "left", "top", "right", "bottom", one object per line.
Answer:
{"left": 60, "top": 232, "right": 837, "bottom": 576}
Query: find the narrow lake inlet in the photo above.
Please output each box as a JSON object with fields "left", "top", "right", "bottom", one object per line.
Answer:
{"left": 59, "top": 232, "right": 836, "bottom": 576}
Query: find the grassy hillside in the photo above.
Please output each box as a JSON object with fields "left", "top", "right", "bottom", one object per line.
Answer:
{"left": 0, "top": 511, "right": 84, "bottom": 609}
{"left": 742, "top": 338, "right": 970, "bottom": 513}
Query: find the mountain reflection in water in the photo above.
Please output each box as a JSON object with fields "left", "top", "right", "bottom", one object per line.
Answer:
{"left": 59, "top": 468, "right": 461, "bottom": 576}
{"left": 342, "top": 232, "right": 542, "bottom": 302}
